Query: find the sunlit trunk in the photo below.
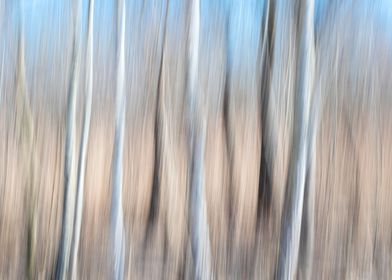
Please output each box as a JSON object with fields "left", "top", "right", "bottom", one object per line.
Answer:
{"left": 70, "top": 0, "right": 94, "bottom": 278}
{"left": 109, "top": 0, "right": 126, "bottom": 278}
{"left": 298, "top": 66, "right": 323, "bottom": 279}
{"left": 188, "top": 0, "right": 213, "bottom": 278}
{"left": 56, "top": 0, "right": 82, "bottom": 278}
{"left": 276, "top": 0, "right": 315, "bottom": 279}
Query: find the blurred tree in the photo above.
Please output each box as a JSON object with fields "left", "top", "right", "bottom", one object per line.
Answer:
{"left": 16, "top": 0, "right": 37, "bottom": 278}
{"left": 276, "top": 0, "right": 315, "bottom": 279}
{"left": 109, "top": 0, "right": 126, "bottom": 278}
{"left": 70, "top": 0, "right": 95, "bottom": 278}
{"left": 56, "top": 0, "right": 82, "bottom": 278}
{"left": 188, "top": 0, "right": 213, "bottom": 278}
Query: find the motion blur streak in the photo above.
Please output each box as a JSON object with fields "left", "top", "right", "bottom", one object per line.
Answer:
{"left": 1, "top": 0, "right": 392, "bottom": 279}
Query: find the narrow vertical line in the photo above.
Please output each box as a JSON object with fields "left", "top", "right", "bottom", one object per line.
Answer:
{"left": 146, "top": 0, "right": 170, "bottom": 243}
{"left": 188, "top": 0, "right": 213, "bottom": 278}
{"left": 109, "top": 0, "right": 126, "bottom": 278}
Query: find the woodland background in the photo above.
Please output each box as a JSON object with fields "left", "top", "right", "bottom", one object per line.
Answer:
{"left": 1, "top": 0, "right": 392, "bottom": 279}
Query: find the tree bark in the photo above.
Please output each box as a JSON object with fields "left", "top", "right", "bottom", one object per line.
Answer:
{"left": 56, "top": 0, "right": 82, "bottom": 278}
{"left": 70, "top": 0, "right": 95, "bottom": 278}
{"left": 109, "top": 0, "right": 126, "bottom": 278}
{"left": 298, "top": 68, "right": 323, "bottom": 280}
{"left": 276, "top": 0, "right": 315, "bottom": 279}
{"left": 188, "top": 0, "right": 213, "bottom": 278}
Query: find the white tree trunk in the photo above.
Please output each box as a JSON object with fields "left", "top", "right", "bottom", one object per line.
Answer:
{"left": 56, "top": 0, "right": 82, "bottom": 278}
{"left": 110, "top": 0, "right": 126, "bottom": 278}
{"left": 299, "top": 74, "right": 323, "bottom": 280}
{"left": 188, "top": 0, "right": 213, "bottom": 278}
{"left": 276, "top": 0, "right": 315, "bottom": 279}
{"left": 70, "top": 0, "right": 94, "bottom": 278}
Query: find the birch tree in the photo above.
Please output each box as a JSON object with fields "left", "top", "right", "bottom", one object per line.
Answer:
{"left": 276, "top": 0, "right": 315, "bottom": 279}
{"left": 70, "top": 0, "right": 94, "bottom": 278}
{"left": 297, "top": 76, "right": 322, "bottom": 280}
{"left": 188, "top": 0, "right": 213, "bottom": 278}
{"left": 109, "top": 0, "right": 126, "bottom": 278}
{"left": 56, "top": 0, "right": 82, "bottom": 278}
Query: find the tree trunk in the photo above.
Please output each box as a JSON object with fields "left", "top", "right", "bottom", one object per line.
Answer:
{"left": 276, "top": 0, "right": 315, "bottom": 279}
{"left": 109, "top": 0, "right": 126, "bottom": 278}
{"left": 70, "top": 0, "right": 95, "bottom": 278}
{"left": 56, "top": 0, "right": 82, "bottom": 278}
{"left": 188, "top": 0, "right": 213, "bottom": 278}
{"left": 298, "top": 69, "right": 323, "bottom": 280}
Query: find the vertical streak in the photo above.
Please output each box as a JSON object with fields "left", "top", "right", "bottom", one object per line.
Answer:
{"left": 110, "top": 0, "right": 126, "bottom": 279}
{"left": 276, "top": 0, "right": 315, "bottom": 278}
{"left": 260, "top": 0, "right": 271, "bottom": 72}
{"left": 300, "top": 64, "right": 323, "bottom": 279}
{"left": 190, "top": 125, "right": 212, "bottom": 280}
{"left": 0, "top": 0, "right": 2, "bottom": 105}
{"left": 70, "top": 0, "right": 94, "bottom": 278}
{"left": 0, "top": 43, "right": 4, "bottom": 105}
{"left": 188, "top": 0, "right": 213, "bottom": 278}
{"left": 56, "top": 0, "right": 82, "bottom": 278}
{"left": 189, "top": 0, "right": 199, "bottom": 101}
{"left": 147, "top": 0, "right": 169, "bottom": 236}
{"left": 257, "top": 0, "right": 272, "bottom": 222}
{"left": 17, "top": 1, "right": 37, "bottom": 279}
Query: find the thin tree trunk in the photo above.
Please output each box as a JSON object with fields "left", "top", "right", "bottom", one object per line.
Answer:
{"left": 188, "top": 0, "right": 213, "bottom": 278}
{"left": 109, "top": 0, "right": 126, "bottom": 278}
{"left": 70, "top": 0, "right": 94, "bottom": 278}
{"left": 190, "top": 124, "right": 212, "bottom": 280}
{"left": 298, "top": 72, "right": 323, "bottom": 280}
{"left": 276, "top": 0, "right": 315, "bottom": 279}
{"left": 56, "top": 0, "right": 82, "bottom": 278}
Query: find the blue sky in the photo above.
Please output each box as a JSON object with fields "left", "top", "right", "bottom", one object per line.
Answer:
{"left": 3, "top": 0, "right": 392, "bottom": 93}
